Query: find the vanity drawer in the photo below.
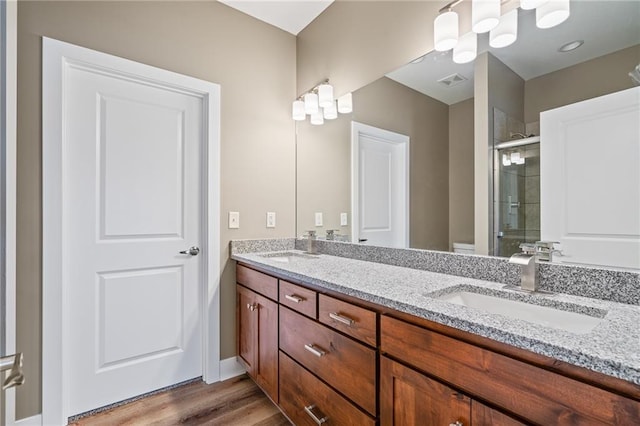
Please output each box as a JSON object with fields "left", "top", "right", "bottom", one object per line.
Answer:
{"left": 381, "top": 315, "right": 640, "bottom": 425}
{"left": 279, "top": 351, "right": 375, "bottom": 426}
{"left": 279, "top": 306, "right": 377, "bottom": 415}
{"left": 318, "top": 294, "right": 377, "bottom": 346}
{"left": 236, "top": 264, "right": 277, "bottom": 301}
{"left": 279, "top": 280, "right": 317, "bottom": 319}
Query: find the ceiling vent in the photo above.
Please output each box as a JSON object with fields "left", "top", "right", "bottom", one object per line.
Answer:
{"left": 437, "top": 73, "right": 468, "bottom": 87}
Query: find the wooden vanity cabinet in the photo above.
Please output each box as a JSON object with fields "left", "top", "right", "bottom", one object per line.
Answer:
{"left": 236, "top": 270, "right": 278, "bottom": 403}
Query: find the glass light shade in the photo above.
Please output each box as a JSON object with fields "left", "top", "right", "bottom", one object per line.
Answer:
{"left": 310, "top": 109, "right": 324, "bottom": 125}
{"left": 536, "top": 0, "right": 570, "bottom": 29}
{"left": 434, "top": 11, "right": 459, "bottom": 52}
{"left": 292, "top": 100, "right": 306, "bottom": 121}
{"left": 337, "top": 93, "right": 353, "bottom": 114}
{"left": 323, "top": 101, "right": 338, "bottom": 120}
{"left": 490, "top": 9, "right": 518, "bottom": 48}
{"left": 453, "top": 32, "right": 477, "bottom": 64}
{"left": 472, "top": 0, "right": 500, "bottom": 33}
{"left": 318, "top": 83, "right": 334, "bottom": 108}
{"left": 520, "top": 0, "right": 546, "bottom": 10}
{"left": 304, "top": 92, "right": 319, "bottom": 115}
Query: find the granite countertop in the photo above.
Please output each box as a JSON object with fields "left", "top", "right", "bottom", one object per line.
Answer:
{"left": 232, "top": 249, "right": 640, "bottom": 386}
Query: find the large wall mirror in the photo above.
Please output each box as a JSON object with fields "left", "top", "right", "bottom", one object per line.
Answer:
{"left": 296, "top": 1, "right": 640, "bottom": 268}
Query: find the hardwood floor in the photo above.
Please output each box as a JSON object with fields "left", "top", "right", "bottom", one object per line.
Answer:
{"left": 69, "top": 375, "right": 290, "bottom": 425}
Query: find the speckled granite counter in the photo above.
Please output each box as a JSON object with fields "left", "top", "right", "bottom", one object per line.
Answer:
{"left": 232, "top": 248, "right": 640, "bottom": 386}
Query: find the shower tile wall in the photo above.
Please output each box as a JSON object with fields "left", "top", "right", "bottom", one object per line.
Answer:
{"left": 493, "top": 109, "right": 541, "bottom": 258}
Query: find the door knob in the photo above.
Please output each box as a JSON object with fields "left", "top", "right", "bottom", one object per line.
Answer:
{"left": 179, "top": 246, "right": 200, "bottom": 256}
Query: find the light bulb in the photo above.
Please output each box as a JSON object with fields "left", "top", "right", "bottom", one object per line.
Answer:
{"left": 337, "top": 93, "right": 353, "bottom": 114}
{"left": 318, "top": 83, "right": 334, "bottom": 108}
{"left": 323, "top": 101, "right": 338, "bottom": 120}
{"left": 304, "top": 92, "right": 319, "bottom": 115}
{"left": 472, "top": 0, "right": 500, "bottom": 33}
{"left": 520, "top": 0, "right": 546, "bottom": 10}
{"left": 453, "top": 32, "right": 477, "bottom": 64}
{"left": 434, "top": 10, "right": 459, "bottom": 52}
{"left": 292, "top": 100, "right": 305, "bottom": 121}
{"left": 490, "top": 9, "right": 518, "bottom": 48}
{"left": 310, "top": 109, "right": 324, "bottom": 125}
{"left": 536, "top": 0, "right": 570, "bottom": 29}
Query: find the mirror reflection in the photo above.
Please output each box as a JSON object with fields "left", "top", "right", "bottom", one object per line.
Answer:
{"left": 296, "top": 1, "right": 640, "bottom": 266}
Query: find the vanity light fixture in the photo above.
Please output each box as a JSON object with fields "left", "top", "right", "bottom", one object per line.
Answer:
{"left": 536, "top": 0, "right": 570, "bottom": 29}
{"left": 291, "top": 79, "right": 353, "bottom": 124}
{"left": 490, "top": 8, "right": 518, "bottom": 48}
{"left": 434, "top": 8, "right": 459, "bottom": 51}
{"left": 432, "top": 0, "right": 571, "bottom": 61}
{"left": 453, "top": 32, "right": 478, "bottom": 64}
{"left": 472, "top": 0, "right": 501, "bottom": 33}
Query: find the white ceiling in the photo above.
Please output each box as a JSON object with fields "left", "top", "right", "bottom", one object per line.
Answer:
{"left": 386, "top": 1, "right": 640, "bottom": 105}
{"left": 219, "top": 0, "right": 333, "bottom": 35}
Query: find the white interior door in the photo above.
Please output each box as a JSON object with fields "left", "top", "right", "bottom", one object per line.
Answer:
{"left": 43, "top": 38, "right": 221, "bottom": 423}
{"left": 351, "top": 122, "right": 409, "bottom": 248}
{"left": 541, "top": 87, "right": 640, "bottom": 270}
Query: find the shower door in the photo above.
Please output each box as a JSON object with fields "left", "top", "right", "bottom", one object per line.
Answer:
{"left": 494, "top": 142, "right": 540, "bottom": 257}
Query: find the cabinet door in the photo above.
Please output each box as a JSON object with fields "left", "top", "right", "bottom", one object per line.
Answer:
{"left": 237, "top": 284, "right": 257, "bottom": 376}
{"left": 381, "top": 356, "right": 470, "bottom": 426}
{"left": 472, "top": 401, "right": 526, "bottom": 426}
{"left": 255, "top": 292, "right": 278, "bottom": 403}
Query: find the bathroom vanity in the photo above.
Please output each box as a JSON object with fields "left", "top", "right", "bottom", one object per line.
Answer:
{"left": 233, "top": 241, "right": 640, "bottom": 425}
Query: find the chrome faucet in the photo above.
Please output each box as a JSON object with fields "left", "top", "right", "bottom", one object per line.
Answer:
{"left": 509, "top": 243, "right": 539, "bottom": 292}
{"left": 303, "top": 230, "right": 317, "bottom": 254}
{"left": 1, "top": 352, "right": 24, "bottom": 390}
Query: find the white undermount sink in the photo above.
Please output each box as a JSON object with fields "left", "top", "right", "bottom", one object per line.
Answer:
{"left": 436, "top": 291, "right": 604, "bottom": 334}
{"left": 259, "top": 251, "right": 318, "bottom": 263}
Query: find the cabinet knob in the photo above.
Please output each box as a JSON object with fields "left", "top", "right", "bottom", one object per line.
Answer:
{"left": 449, "top": 422, "right": 463, "bottom": 426}
{"left": 246, "top": 303, "right": 257, "bottom": 311}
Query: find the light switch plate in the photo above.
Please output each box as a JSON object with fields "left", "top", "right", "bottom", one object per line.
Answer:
{"left": 266, "top": 212, "right": 276, "bottom": 228}
{"left": 340, "top": 212, "right": 348, "bottom": 226}
{"left": 315, "top": 212, "right": 323, "bottom": 227}
{"left": 228, "top": 211, "right": 240, "bottom": 229}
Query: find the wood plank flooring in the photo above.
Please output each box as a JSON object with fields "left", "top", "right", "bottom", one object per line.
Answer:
{"left": 69, "top": 375, "right": 290, "bottom": 425}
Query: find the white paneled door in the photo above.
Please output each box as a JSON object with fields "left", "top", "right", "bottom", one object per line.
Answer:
{"left": 541, "top": 87, "right": 640, "bottom": 270}
{"left": 43, "top": 38, "right": 221, "bottom": 423}
{"left": 351, "top": 122, "right": 409, "bottom": 248}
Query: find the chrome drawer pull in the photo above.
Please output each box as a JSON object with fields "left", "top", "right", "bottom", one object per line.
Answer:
{"left": 304, "top": 404, "right": 328, "bottom": 425}
{"left": 329, "top": 312, "right": 354, "bottom": 326}
{"left": 247, "top": 303, "right": 257, "bottom": 311}
{"left": 449, "top": 422, "right": 463, "bottom": 426}
{"left": 285, "top": 294, "right": 303, "bottom": 303}
{"left": 304, "top": 344, "right": 326, "bottom": 357}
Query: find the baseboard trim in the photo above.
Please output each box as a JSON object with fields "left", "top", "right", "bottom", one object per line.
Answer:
{"left": 220, "top": 356, "right": 246, "bottom": 381}
{"left": 14, "top": 414, "right": 42, "bottom": 425}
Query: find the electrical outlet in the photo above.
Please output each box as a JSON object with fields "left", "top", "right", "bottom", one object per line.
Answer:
{"left": 228, "top": 211, "right": 240, "bottom": 229}
{"left": 340, "top": 212, "right": 348, "bottom": 226}
{"left": 315, "top": 212, "right": 323, "bottom": 227}
{"left": 266, "top": 212, "right": 276, "bottom": 228}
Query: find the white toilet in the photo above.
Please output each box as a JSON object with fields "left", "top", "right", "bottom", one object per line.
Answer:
{"left": 453, "top": 242, "right": 475, "bottom": 254}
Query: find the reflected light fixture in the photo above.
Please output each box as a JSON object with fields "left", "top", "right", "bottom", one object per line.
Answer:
{"left": 453, "top": 32, "right": 477, "bottom": 64}
{"left": 291, "top": 79, "right": 353, "bottom": 124}
{"left": 490, "top": 9, "right": 518, "bottom": 48}
{"left": 434, "top": 9, "right": 459, "bottom": 51}
{"left": 472, "top": 0, "right": 501, "bottom": 33}
{"left": 536, "top": 0, "right": 570, "bottom": 29}
{"left": 432, "top": 0, "right": 571, "bottom": 62}
{"left": 520, "top": 0, "right": 546, "bottom": 10}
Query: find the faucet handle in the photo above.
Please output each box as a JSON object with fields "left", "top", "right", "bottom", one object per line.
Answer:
{"left": 304, "top": 230, "right": 317, "bottom": 239}
{"left": 535, "top": 241, "right": 562, "bottom": 262}
{"left": 519, "top": 243, "right": 536, "bottom": 255}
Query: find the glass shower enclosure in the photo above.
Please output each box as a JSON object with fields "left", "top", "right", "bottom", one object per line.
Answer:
{"left": 493, "top": 138, "right": 541, "bottom": 258}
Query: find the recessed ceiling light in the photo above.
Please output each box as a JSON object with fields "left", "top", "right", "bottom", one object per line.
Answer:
{"left": 558, "top": 40, "right": 584, "bottom": 53}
